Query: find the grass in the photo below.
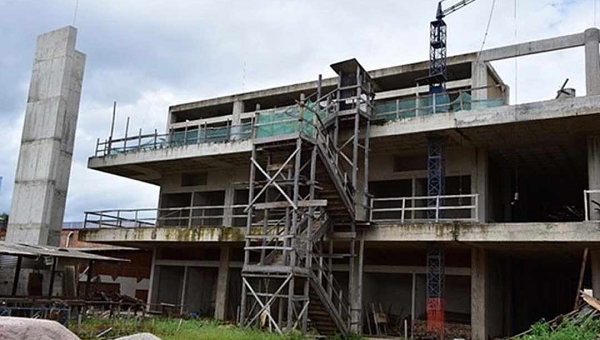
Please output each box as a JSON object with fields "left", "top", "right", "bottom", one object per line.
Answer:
{"left": 514, "top": 317, "right": 600, "bottom": 340}
{"left": 69, "top": 317, "right": 323, "bottom": 340}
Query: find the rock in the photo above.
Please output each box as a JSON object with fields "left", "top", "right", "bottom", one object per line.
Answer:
{"left": 115, "top": 333, "right": 162, "bottom": 340}
{"left": 0, "top": 316, "right": 80, "bottom": 340}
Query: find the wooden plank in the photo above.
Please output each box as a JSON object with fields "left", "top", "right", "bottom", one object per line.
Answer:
{"left": 253, "top": 199, "right": 327, "bottom": 210}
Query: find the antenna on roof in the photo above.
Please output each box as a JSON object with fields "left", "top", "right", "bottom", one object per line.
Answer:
{"left": 242, "top": 61, "right": 247, "bottom": 92}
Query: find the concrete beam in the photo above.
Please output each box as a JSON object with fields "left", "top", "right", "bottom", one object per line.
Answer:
{"left": 80, "top": 222, "right": 600, "bottom": 244}
{"left": 364, "top": 222, "right": 600, "bottom": 243}
{"left": 479, "top": 32, "right": 585, "bottom": 62}
{"left": 88, "top": 139, "right": 252, "bottom": 169}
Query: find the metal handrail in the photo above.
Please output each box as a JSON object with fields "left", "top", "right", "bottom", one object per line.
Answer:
{"left": 84, "top": 205, "right": 248, "bottom": 229}
{"left": 370, "top": 194, "right": 479, "bottom": 223}
{"left": 94, "top": 122, "right": 253, "bottom": 157}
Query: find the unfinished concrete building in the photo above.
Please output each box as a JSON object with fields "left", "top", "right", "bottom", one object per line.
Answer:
{"left": 81, "top": 28, "right": 600, "bottom": 339}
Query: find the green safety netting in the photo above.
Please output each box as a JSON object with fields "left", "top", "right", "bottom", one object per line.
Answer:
{"left": 170, "top": 123, "right": 253, "bottom": 146}
{"left": 255, "top": 101, "right": 323, "bottom": 139}
{"left": 375, "top": 93, "right": 504, "bottom": 122}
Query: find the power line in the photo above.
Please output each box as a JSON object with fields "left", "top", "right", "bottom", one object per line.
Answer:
{"left": 474, "top": 0, "right": 497, "bottom": 65}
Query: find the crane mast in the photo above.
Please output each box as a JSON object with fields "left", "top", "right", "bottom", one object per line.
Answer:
{"left": 422, "top": 0, "right": 478, "bottom": 94}
{"left": 421, "top": 1, "right": 479, "bottom": 339}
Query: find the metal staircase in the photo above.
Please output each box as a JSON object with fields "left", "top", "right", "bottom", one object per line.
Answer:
{"left": 239, "top": 59, "right": 374, "bottom": 336}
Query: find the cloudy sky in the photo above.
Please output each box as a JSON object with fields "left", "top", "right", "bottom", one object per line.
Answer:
{"left": 0, "top": 0, "right": 595, "bottom": 221}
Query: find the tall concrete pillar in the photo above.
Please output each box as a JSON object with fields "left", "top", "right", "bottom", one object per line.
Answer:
{"left": 6, "top": 26, "right": 85, "bottom": 246}
{"left": 471, "top": 61, "right": 488, "bottom": 102}
{"left": 214, "top": 245, "right": 231, "bottom": 320}
{"left": 231, "top": 100, "right": 245, "bottom": 140}
{"left": 471, "top": 248, "right": 487, "bottom": 340}
{"left": 591, "top": 251, "right": 600, "bottom": 298}
{"left": 585, "top": 28, "right": 600, "bottom": 96}
{"left": 471, "top": 148, "right": 489, "bottom": 223}
{"left": 588, "top": 136, "right": 600, "bottom": 220}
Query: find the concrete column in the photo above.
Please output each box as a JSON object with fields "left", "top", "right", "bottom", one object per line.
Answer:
{"left": 591, "top": 251, "right": 600, "bottom": 298}
{"left": 349, "top": 237, "right": 364, "bottom": 333}
{"left": 472, "top": 148, "right": 489, "bottom": 223}
{"left": 471, "top": 248, "right": 487, "bottom": 340}
{"left": 7, "top": 26, "right": 86, "bottom": 246}
{"left": 148, "top": 248, "right": 163, "bottom": 312}
{"left": 585, "top": 28, "right": 600, "bottom": 96}
{"left": 223, "top": 184, "right": 235, "bottom": 227}
{"left": 588, "top": 136, "right": 600, "bottom": 220}
{"left": 471, "top": 61, "right": 488, "bottom": 103}
{"left": 231, "top": 100, "right": 245, "bottom": 140}
{"left": 214, "top": 245, "right": 231, "bottom": 320}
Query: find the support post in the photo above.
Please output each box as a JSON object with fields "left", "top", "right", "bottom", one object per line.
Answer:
{"left": 147, "top": 247, "right": 158, "bottom": 311}
{"left": 48, "top": 257, "right": 57, "bottom": 297}
{"left": 215, "top": 245, "right": 231, "bottom": 320}
{"left": 471, "top": 61, "right": 488, "bottom": 103}
{"left": 471, "top": 248, "right": 487, "bottom": 340}
{"left": 84, "top": 260, "right": 94, "bottom": 299}
{"left": 223, "top": 184, "right": 235, "bottom": 227}
{"left": 231, "top": 100, "right": 244, "bottom": 140}
{"left": 11, "top": 256, "right": 22, "bottom": 295}
{"left": 350, "top": 234, "right": 364, "bottom": 333}
{"left": 180, "top": 266, "right": 189, "bottom": 314}
{"left": 585, "top": 28, "right": 600, "bottom": 96}
{"left": 475, "top": 148, "right": 489, "bottom": 223}
{"left": 591, "top": 251, "right": 600, "bottom": 298}
{"left": 588, "top": 136, "right": 600, "bottom": 220}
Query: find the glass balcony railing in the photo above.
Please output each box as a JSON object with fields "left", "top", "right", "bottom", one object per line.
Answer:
{"left": 373, "top": 85, "right": 507, "bottom": 122}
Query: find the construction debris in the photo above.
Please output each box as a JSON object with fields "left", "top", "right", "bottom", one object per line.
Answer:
{"left": 510, "top": 291, "right": 600, "bottom": 339}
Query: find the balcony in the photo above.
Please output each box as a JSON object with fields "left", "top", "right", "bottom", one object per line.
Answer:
{"left": 93, "top": 122, "right": 253, "bottom": 157}
{"left": 373, "top": 85, "right": 506, "bottom": 122}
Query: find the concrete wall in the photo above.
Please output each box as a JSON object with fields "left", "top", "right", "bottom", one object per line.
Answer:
{"left": 7, "top": 26, "right": 85, "bottom": 246}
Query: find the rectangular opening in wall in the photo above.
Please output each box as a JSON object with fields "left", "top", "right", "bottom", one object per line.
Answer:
{"left": 181, "top": 172, "right": 207, "bottom": 187}
{"left": 394, "top": 155, "right": 426, "bottom": 172}
{"left": 192, "top": 191, "right": 225, "bottom": 227}
{"left": 160, "top": 193, "right": 192, "bottom": 227}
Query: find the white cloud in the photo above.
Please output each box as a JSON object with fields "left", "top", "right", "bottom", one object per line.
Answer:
{"left": 0, "top": 0, "right": 596, "bottom": 219}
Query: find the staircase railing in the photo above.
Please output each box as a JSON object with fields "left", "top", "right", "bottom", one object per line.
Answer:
{"left": 310, "top": 246, "right": 352, "bottom": 333}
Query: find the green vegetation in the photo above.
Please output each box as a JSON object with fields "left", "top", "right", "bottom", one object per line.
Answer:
{"left": 514, "top": 318, "right": 600, "bottom": 340}
{"left": 70, "top": 317, "right": 319, "bottom": 340}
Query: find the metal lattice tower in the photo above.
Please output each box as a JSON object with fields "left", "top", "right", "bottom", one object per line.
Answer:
{"left": 426, "top": 136, "right": 446, "bottom": 337}
{"left": 239, "top": 59, "right": 374, "bottom": 336}
{"left": 427, "top": 136, "right": 446, "bottom": 219}
{"left": 426, "top": 245, "right": 445, "bottom": 335}
{"left": 429, "top": 18, "right": 448, "bottom": 94}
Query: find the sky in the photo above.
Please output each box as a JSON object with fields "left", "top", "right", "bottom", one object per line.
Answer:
{"left": 0, "top": 0, "right": 595, "bottom": 221}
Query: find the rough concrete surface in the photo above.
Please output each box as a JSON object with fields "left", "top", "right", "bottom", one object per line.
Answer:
{"left": 0, "top": 317, "right": 80, "bottom": 340}
{"left": 115, "top": 333, "right": 162, "bottom": 340}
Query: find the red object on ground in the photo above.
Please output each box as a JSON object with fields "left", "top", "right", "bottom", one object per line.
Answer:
{"left": 426, "top": 297, "right": 445, "bottom": 338}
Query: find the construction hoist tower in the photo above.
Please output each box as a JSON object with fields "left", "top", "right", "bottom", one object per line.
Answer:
{"left": 239, "top": 59, "right": 374, "bottom": 336}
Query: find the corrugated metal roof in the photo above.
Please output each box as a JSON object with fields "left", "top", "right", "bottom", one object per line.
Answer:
{"left": 0, "top": 241, "right": 129, "bottom": 262}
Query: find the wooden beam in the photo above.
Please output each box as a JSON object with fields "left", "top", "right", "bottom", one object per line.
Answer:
{"left": 253, "top": 199, "right": 327, "bottom": 210}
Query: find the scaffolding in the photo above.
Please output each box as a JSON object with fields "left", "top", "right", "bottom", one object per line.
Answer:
{"left": 239, "top": 59, "right": 374, "bottom": 336}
